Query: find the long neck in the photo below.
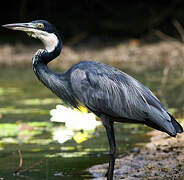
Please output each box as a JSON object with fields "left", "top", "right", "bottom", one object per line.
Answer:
{"left": 34, "top": 33, "right": 62, "bottom": 65}
{"left": 32, "top": 38, "right": 78, "bottom": 108}
{"left": 32, "top": 33, "right": 62, "bottom": 82}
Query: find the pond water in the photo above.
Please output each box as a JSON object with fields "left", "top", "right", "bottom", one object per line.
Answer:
{"left": 0, "top": 67, "right": 151, "bottom": 179}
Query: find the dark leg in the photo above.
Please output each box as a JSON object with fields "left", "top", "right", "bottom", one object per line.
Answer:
{"left": 101, "top": 116, "right": 116, "bottom": 180}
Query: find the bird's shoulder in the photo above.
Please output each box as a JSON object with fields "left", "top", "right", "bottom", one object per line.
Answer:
{"left": 68, "top": 60, "right": 129, "bottom": 81}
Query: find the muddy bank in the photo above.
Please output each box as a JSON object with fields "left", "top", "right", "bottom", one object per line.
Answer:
{"left": 89, "top": 130, "right": 184, "bottom": 179}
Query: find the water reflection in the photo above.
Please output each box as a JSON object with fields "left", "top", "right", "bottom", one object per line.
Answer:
{"left": 50, "top": 105, "right": 101, "bottom": 144}
{"left": 50, "top": 105, "right": 101, "bottom": 130}
{"left": 52, "top": 127, "right": 74, "bottom": 144}
{"left": 0, "top": 122, "right": 53, "bottom": 145}
{"left": 0, "top": 104, "right": 101, "bottom": 146}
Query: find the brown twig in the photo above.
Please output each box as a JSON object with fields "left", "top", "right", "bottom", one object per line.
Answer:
{"left": 21, "top": 157, "right": 48, "bottom": 173}
{"left": 13, "top": 149, "right": 23, "bottom": 175}
{"left": 13, "top": 149, "right": 49, "bottom": 175}
{"left": 13, "top": 149, "right": 58, "bottom": 177}
{"left": 154, "top": 30, "right": 179, "bottom": 42}
{"left": 173, "top": 19, "right": 184, "bottom": 42}
{"left": 154, "top": 20, "right": 184, "bottom": 43}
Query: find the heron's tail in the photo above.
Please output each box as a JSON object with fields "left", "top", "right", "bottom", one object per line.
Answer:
{"left": 168, "top": 113, "right": 183, "bottom": 135}
{"left": 145, "top": 111, "right": 183, "bottom": 137}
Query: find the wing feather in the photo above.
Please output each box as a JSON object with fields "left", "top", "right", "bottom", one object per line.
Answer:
{"left": 70, "top": 62, "right": 172, "bottom": 129}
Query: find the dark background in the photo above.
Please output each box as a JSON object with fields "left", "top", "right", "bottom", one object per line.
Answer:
{"left": 1, "top": 0, "right": 184, "bottom": 42}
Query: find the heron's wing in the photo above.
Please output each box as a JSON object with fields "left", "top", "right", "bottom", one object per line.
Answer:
{"left": 71, "top": 65, "right": 162, "bottom": 114}
{"left": 69, "top": 61, "right": 182, "bottom": 136}
{"left": 70, "top": 64, "right": 176, "bottom": 132}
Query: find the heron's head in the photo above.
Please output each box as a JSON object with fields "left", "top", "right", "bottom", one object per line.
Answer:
{"left": 2, "top": 20, "right": 60, "bottom": 52}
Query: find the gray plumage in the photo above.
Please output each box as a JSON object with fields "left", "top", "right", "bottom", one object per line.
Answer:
{"left": 66, "top": 60, "right": 182, "bottom": 136}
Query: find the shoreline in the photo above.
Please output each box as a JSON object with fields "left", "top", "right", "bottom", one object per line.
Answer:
{"left": 89, "top": 130, "right": 184, "bottom": 179}
{"left": 0, "top": 40, "right": 184, "bottom": 72}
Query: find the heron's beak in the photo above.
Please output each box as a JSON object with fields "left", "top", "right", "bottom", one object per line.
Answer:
{"left": 2, "top": 22, "right": 36, "bottom": 33}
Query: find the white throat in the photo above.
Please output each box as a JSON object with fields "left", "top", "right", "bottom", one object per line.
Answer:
{"left": 41, "top": 32, "right": 59, "bottom": 53}
{"left": 30, "top": 29, "right": 59, "bottom": 52}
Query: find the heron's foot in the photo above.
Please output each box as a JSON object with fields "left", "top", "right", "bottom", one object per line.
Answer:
{"left": 105, "top": 169, "right": 113, "bottom": 180}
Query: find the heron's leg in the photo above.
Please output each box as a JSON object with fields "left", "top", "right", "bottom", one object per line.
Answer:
{"left": 101, "top": 116, "right": 116, "bottom": 180}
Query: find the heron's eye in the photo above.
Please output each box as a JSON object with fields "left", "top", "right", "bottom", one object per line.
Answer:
{"left": 37, "top": 23, "right": 44, "bottom": 29}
